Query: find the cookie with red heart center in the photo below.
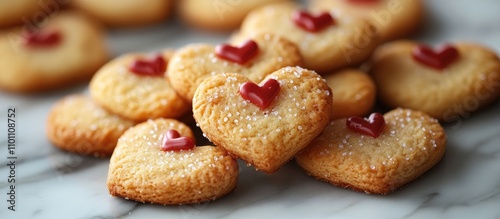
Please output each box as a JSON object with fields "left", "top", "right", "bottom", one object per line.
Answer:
{"left": 128, "top": 54, "right": 167, "bottom": 76}
{"left": 178, "top": 0, "right": 290, "bottom": 31}
{"left": 0, "top": 12, "right": 108, "bottom": 93}
{"left": 370, "top": 41, "right": 500, "bottom": 120}
{"left": 89, "top": 50, "right": 190, "bottom": 122}
{"left": 107, "top": 118, "right": 239, "bottom": 205}
{"left": 296, "top": 108, "right": 446, "bottom": 194}
{"left": 193, "top": 67, "right": 333, "bottom": 173}
{"left": 292, "top": 10, "right": 335, "bottom": 32}
{"left": 167, "top": 33, "right": 302, "bottom": 103}
{"left": 234, "top": 2, "right": 380, "bottom": 73}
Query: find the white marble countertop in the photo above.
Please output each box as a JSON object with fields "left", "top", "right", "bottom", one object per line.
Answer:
{"left": 1, "top": 0, "right": 500, "bottom": 218}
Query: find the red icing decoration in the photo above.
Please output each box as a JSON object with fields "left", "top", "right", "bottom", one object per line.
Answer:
{"left": 292, "top": 10, "right": 334, "bottom": 32}
{"left": 346, "top": 112, "right": 385, "bottom": 138}
{"left": 215, "top": 40, "right": 259, "bottom": 64}
{"left": 22, "top": 29, "right": 61, "bottom": 47}
{"left": 412, "top": 44, "right": 459, "bottom": 70}
{"left": 129, "top": 54, "right": 167, "bottom": 76}
{"left": 240, "top": 79, "right": 280, "bottom": 110}
{"left": 161, "top": 130, "right": 195, "bottom": 152}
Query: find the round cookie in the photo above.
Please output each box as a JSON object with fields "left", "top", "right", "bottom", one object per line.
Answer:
{"left": 0, "top": 0, "right": 54, "bottom": 28}
{"left": 310, "top": 0, "right": 424, "bottom": 41}
{"left": 370, "top": 41, "right": 500, "bottom": 121}
{"left": 193, "top": 67, "right": 333, "bottom": 173}
{"left": 0, "top": 11, "right": 108, "bottom": 93}
{"left": 235, "top": 2, "right": 380, "bottom": 73}
{"left": 168, "top": 33, "right": 302, "bottom": 102}
{"left": 107, "top": 118, "right": 239, "bottom": 205}
{"left": 90, "top": 50, "right": 190, "bottom": 122}
{"left": 325, "top": 69, "right": 376, "bottom": 119}
{"left": 178, "top": 0, "right": 289, "bottom": 31}
{"left": 71, "top": 0, "right": 173, "bottom": 27}
{"left": 296, "top": 108, "right": 447, "bottom": 194}
{"left": 46, "top": 95, "right": 135, "bottom": 157}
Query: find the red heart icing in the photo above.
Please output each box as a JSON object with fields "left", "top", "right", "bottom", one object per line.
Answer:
{"left": 161, "top": 129, "right": 195, "bottom": 152}
{"left": 22, "top": 29, "right": 61, "bottom": 47}
{"left": 129, "top": 54, "right": 167, "bottom": 76}
{"left": 215, "top": 40, "right": 259, "bottom": 65}
{"left": 346, "top": 112, "right": 385, "bottom": 138}
{"left": 240, "top": 79, "right": 280, "bottom": 110}
{"left": 412, "top": 44, "right": 459, "bottom": 70}
{"left": 292, "top": 10, "right": 334, "bottom": 32}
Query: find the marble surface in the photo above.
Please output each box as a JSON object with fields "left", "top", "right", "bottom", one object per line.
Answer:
{"left": 1, "top": 0, "right": 500, "bottom": 218}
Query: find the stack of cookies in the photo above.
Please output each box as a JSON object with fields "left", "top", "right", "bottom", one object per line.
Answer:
{"left": 32, "top": 0, "right": 500, "bottom": 205}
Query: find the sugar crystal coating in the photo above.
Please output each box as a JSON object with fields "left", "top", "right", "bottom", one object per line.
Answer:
{"left": 296, "top": 108, "right": 446, "bottom": 194}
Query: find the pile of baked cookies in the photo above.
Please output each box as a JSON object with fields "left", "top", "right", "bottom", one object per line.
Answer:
{"left": 3, "top": 0, "right": 499, "bottom": 205}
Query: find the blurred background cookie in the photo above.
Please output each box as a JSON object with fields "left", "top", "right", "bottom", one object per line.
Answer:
{"left": 296, "top": 108, "right": 446, "bottom": 194}
{"left": 71, "top": 0, "right": 174, "bottom": 27}
{"left": 178, "top": 0, "right": 289, "bottom": 31}
{"left": 168, "top": 33, "right": 302, "bottom": 102}
{"left": 0, "top": 11, "right": 108, "bottom": 93}
{"left": 0, "top": 0, "right": 55, "bottom": 28}
{"left": 309, "top": 0, "right": 424, "bottom": 41}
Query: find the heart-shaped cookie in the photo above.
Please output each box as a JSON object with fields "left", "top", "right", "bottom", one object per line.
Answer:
{"left": 193, "top": 67, "right": 333, "bottom": 173}
{"left": 234, "top": 2, "right": 380, "bottom": 73}
{"left": 370, "top": 41, "right": 500, "bottom": 120}
{"left": 107, "top": 118, "right": 239, "bottom": 205}
{"left": 167, "top": 33, "right": 302, "bottom": 102}
{"left": 296, "top": 108, "right": 446, "bottom": 194}
{"left": 239, "top": 78, "right": 281, "bottom": 110}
